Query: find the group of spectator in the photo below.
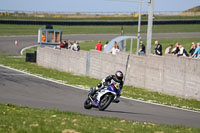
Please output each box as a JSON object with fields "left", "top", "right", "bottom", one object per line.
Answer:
{"left": 137, "top": 40, "right": 200, "bottom": 59}
{"left": 59, "top": 39, "right": 200, "bottom": 58}
{"left": 95, "top": 40, "right": 120, "bottom": 55}
{"left": 58, "top": 40, "right": 80, "bottom": 51}
{"left": 164, "top": 41, "right": 200, "bottom": 58}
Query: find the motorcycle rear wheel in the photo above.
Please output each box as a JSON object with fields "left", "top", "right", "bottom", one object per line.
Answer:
{"left": 99, "top": 94, "right": 114, "bottom": 111}
{"left": 84, "top": 98, "right": 92, "bottom": 109}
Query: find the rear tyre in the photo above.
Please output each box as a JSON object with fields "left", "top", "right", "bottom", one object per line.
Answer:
{"left": 99, "top": 94, "right": 114, "bottom": 111}
{"left": 84, "top": 98, "right": 92, "bottom": 109}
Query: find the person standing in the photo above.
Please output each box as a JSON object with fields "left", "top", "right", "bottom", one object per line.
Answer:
{"left": 109, "top": 41, "right": 120, "bottom": 55}
{"left": 42, "top": 33, "right": 46, "bottom": 42}
{"left": 154, "top": 40, "right": 162, "bottom": 56}
{"left": 96, "top": 41, "right": 103, "bottom": 51}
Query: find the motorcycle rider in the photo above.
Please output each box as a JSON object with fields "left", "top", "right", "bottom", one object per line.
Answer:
{"left": 90, "top": 71, "right": 124, "bottom": 103}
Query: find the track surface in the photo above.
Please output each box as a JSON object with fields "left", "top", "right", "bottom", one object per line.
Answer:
{"left": 0, "top": 32, "right": 200, "bottom": 54}
{"left": 0, "top": 33, "right": 200, "bottom": 128}
{"left": 0, "top": 66, "right": 200, "bottom": 128}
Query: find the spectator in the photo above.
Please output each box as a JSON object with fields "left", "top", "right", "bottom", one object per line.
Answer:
{"left": 177, "top": 45, "right": 189, "bottom": 57}
{"left": 191, "top": 42, "right": 200, "bottom": 58}
{"left": 68, "top": 40, "right": 72, "bottom": 49}
{"left": 171, "top": 42, "right": 180, "bottom": 54}
{"left": 96, "top": 40, "right": 103, "bottom": 51}
{"left": 165, "top": 44, "right": 173, "bottom": 54}
{"left": 71, "top": 41, "right": 80, "bottom": 51}
{"left": 137, "top": 41, "right": 145, "bottom": 55}
{"left": 42, "top": 33, "right": 46, "bottom": 42}
{"left": 154, "top": 40, "right": 162, "bottom": 56}
{"left": 189, "top": 42, "right": 196, "bottom": 56}
{"left": 104, "top": 41, "right": 109, "bottom": 50}
{"left": 59, "top": 41, "right": 65, "bottom": 48}
{"left": 64, "top": 40, "right": 68, "bottom": 49}
{"left": 109, "top": 41, "right": 120, "bottom": 55}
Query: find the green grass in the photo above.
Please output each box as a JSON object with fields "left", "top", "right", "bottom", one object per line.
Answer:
{"left": 0, "top": 24, "right": 200, "bottom": 36}
{"left": 22, "top": 46, "right": 38, "bottom": 56}
{"left": 1, "top": 47, "right": 200, "bottom": 111}
{"left": 1, "top": 104, "right": 200, "bottom": 133}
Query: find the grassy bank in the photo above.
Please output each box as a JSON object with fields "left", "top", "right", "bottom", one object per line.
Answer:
{"left": 1, "top": 104, "right": 199, "bottom": 133}
{"left": 0, "top": 52, "right": 200, "bottom": 111}
{"left": 0, "top": 24, "right": 200, "bottom": 36}
{"left": 1, "top": 14, "right": 200, "bottom": 21}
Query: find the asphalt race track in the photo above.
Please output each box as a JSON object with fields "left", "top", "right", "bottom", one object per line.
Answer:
{"left": 0, "top": 66, "right": 200, "bottom": 128}
{"left": 0, "top": 33, "right": 200, "bottom": 128}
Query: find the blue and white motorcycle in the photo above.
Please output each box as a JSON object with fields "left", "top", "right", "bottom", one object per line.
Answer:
{"left": 84, "top": 83, "right": 121, "bottom": 111}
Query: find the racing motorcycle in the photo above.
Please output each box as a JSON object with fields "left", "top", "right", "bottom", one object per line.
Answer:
{"left": 84, "top": 83, "right": 121, "bottom": 111}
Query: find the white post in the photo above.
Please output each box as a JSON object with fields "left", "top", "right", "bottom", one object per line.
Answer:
{"left": 146, "top": 0, "right": 154, "bottom": 55}
{"left": 136, "top": 0, "right": 142, "bottom": 53}
{"left": 130, "top": 38, "right": 133, "bottom": 55}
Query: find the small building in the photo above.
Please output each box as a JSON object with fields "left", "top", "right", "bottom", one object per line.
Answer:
{"left": 38, "top": 28, "right": 62, "bottom": 45}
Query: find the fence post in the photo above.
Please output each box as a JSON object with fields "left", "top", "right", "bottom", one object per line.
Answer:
{"left": 85, "top": 52, "right": 90, "bottom": 76}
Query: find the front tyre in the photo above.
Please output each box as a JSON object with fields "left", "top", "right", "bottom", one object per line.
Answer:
{"left": 84, "top": 98, "right": 92, "bottom": 109}
{"left": 99, "top": 94, "right": 114, "bottom": 111}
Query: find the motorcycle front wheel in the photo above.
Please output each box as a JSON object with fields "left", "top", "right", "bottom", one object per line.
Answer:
{"left": 84, "top": 98, "right": 92, "bottom": 109}
{"left": 99, "top": 94, "right": 114, "bottom": 111}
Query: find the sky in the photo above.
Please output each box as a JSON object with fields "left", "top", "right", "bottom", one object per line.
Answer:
{"left": 0, "top": 0, "right": 200, "bottom": 13}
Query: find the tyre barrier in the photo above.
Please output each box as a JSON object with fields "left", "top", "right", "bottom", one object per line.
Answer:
{"left": 0, "top": 19, "right": 200, "bottom": 26}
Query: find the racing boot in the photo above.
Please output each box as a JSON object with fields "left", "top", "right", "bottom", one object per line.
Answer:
{"left": 113, "top": 95, "right": 120, "bottom": 103}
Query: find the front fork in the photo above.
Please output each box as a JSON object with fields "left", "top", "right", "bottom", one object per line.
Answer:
{"left": 88, "top": 94, "right": 99, "bottom": 107}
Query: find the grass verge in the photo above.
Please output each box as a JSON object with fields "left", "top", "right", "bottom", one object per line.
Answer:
{"left": 0, "top": 52, "right": 200, "bottom": 111}
{"left": 0, "top": 24, "right": 200, "bottom": 36}
{"left": 1, "top": 104, "right": 200, "bottom": 133}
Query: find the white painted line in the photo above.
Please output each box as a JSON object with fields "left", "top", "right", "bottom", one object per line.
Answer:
{"left": 0, "top": 35, "right": 37, "bottom": 38}
{"left": 0, "top": 64, "right": 200, "bottom": 114}
{"left": 20, "top": 45, "right": 38, "bottom": 56}
{"left": 1, "top": 73, "right": 27, "bottom": 76}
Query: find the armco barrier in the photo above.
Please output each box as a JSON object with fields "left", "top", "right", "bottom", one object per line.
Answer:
{"left": 37, "top": 47, "right": 200, "bottom": 100}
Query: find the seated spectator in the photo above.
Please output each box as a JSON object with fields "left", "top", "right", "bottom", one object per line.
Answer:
{"left": 191, "top": 42, "right": 200, "bottom": 58}
{"left": 189, "top": 42, "right": 196, "bottom": 56}
{"left": 177, "top": 45, "right": 189, "bottom": 57}
{"left": 137, "top": 41, "right": 145, "bottom": 55}
{"left": 109, "top": 41, "right": 120, "bottom": 55}
{"left": 171, "top": 42, "right": 180, "bottom": 54}
{"left": 59, "top": 41, "right": 65, "bottom": 48}
{"left": 165, "top": 44, "right": 173, "bottom": 54}
{"left": 68, "top": 40, "right": 72, "bottom": 49}
{"left": 64, "top": 40, "right": 68, "bottom": 49}
{"left": 154, "top": 40, "right": 162, "bottom": 56}
{"left": 96, "top": 41, "right": 103, "bottom": 51}
{"left": 71, "top": 41, "right": 80, "bottom": 51}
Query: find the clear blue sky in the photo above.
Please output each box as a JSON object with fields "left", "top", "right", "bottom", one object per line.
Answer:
{"left": 0, "top": 0, "right": 200, "bottom": 13}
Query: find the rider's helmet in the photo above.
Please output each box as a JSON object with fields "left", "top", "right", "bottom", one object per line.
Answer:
{"left": 114, "top": 71, "right": 123, "bottom": 82}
